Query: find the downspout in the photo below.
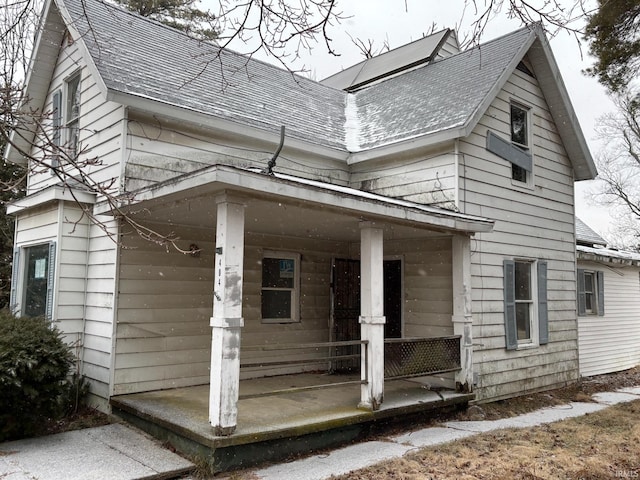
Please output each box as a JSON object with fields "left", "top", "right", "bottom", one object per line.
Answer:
{"left": 454, "top": 139, "right": 461, "bottom": 212}
{"left": 79, "top": 204, "right": 91, "bottom": 376}
{"left": 263, "top": 126, "right": 285, "bottom": 175}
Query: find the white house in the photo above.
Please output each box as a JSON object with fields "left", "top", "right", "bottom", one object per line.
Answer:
{"left": 576, "top": 218, "right": 640, "bottom": 377}
{"left": 6, "top": 0, "right": 596, "bottom": 446}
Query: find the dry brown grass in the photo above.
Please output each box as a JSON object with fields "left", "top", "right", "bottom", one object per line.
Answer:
{"left": 332, "top": 400, "right": 640, "bottom": 480}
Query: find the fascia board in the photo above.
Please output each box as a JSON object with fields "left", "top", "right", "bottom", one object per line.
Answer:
{"left": 7, "top": 185, "right": 96, "bottom": 215}
{"left": 461, "top": 31, "right": 537, "bottom": 141}
{"left": 54, "top": 0, "right": 109, "bottom": 99}
{"left": 528, "top": 35, "right": 597, "bottom": 181}
{"left": 107, "top": 91, "right": 349, "bottom": 163}
{"left": 347, "top": 127, "right": 464, "bottom": 165}
{"left": 4, "top": 0, "right": 63, "bottom": 165}
{"left": 96, "top": 165, "right": 494, "bottom": 234}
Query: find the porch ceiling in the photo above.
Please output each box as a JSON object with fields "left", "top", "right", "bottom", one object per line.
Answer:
{"left": 99, "top": 165, "right": 494, "bottom": 242}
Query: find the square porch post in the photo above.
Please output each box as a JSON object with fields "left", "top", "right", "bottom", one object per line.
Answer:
{"left": 358, "top": 222, "right": 385, "bottom": 410}
{"left": 452, "top": 234, "right": 474, "bottom": 392}
{"left": 210, "top": 194, "right": 245, "bottom": 436}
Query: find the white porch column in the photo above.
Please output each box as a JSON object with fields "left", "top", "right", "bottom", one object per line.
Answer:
{"left": 452, "top": 234, "right": 474, "bottom": 392}
{"left": 209, "top": 194, "right": 245, "bottom": 436}
{"left": 359, "top": 222, "right": 385, "bottom": 410}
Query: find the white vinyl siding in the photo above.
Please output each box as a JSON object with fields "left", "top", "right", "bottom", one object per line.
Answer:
{"left": 114, "top": 228, "right": 345, "bottom": 394}
{"left": 578, "top": 261, "right": 640, "bottom": 377}
{"left": 28, "top": 32, "right": 126, "bottom": 198}
{"left": 349, "top": 146, "right": 457, "bottom": 209}
{"left": 460, "top": 67, "right": 578, "bottom": 401}
{"left": 123, "top": 110, "right": 350, "bottom": 192}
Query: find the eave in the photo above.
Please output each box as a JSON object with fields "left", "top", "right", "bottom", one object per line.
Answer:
{"left": 95, "top": 164, "right": 494, "bottom": 235}
{"left": 7, "top": 184, "right": 96, "bottom": 215}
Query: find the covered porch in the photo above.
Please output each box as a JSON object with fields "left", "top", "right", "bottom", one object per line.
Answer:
{"left": 103, "top": 164, "right": 493, "bottom": 444}
{"left": 111, "top": 372, "right": 473, "bottom": 471}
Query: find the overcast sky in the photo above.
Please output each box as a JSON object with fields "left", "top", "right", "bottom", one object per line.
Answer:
{"left": 222, "top": 0, "right": 614, "bottom": 239}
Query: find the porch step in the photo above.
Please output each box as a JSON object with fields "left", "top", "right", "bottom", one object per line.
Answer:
{"left": 110, "top": 377, "right": 473, "bottom": 473}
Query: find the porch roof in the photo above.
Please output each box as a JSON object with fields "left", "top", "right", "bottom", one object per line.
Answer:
{"left": 97, "top": 164, "right": 494, "bottom": 238}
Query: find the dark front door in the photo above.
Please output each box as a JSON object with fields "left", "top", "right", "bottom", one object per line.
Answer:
{"left": 332, "top": 258, "right": 361, "bottom": 372}
{"left": 332, "top": 258, "right": 403, "bottom": 371}
{"left": 384, "top": 259, "right": 402, "bottom": 338}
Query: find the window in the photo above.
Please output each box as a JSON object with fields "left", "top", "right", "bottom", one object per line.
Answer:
{"left": 65, "top": 73, "right": 81, "bottom": 156}
{"left": 504, "top": 259, "right": 548, "bottom": 350}
{"left": 510, "top": 103, "right": 530, "bottom": 183}
{"left": 261, "top": 252, "right": 300, "bottom": 323}
{"left": 514, "top": 261, "right": 532, "bottom": 341}
{"left": 51, "top": 90, "right": 62, "bottom": 168}
{"left": 10, "top": 242, "right": 56, "bottom": 319}
{"left": 577, "top": 269, "right": 604, "bottom": 316}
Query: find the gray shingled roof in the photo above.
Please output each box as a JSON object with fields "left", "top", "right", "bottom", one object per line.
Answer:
{"left": 576, "top": 217, "right": 607, "bottom": 247}
{"left": 350, "top": 27, "right": 533, "bottom": 150}
{"left": 59, "top": 0, "right": 538, "bottom": 154}
{"left": 61, "top": 0, "right": 348, "bottom": 150}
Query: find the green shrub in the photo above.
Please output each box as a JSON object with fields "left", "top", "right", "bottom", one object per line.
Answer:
{"left": 0, "top": 310, "right": 75, "bottom": 441}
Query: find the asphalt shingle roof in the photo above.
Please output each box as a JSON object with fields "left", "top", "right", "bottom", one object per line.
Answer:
{"left": 350, "top": 27, "right": 533, "bottom": 150}
{"left": 60, "top": 0, "right": 537, "bottom": 153}
{"left": 576, "top": 217, "right": 607, "bottom": 247}
{"left": 62, "top": 0, "right": 348, "bottom": 150}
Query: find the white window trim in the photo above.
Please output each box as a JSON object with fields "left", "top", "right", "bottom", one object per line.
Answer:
{"left": 12, "top": 241, "right": 57, "bottom": 320}
{"left": 261, "top": 250, "right": 301, "bottom": 324}
{"left": 514, "top": 258, "right": 540, "bottom": 349}
{"left": 64, "top": 71, "right": 81, "bottom": 156}
{"left": 510, "top": 100, "right": 535, "bottom": 189}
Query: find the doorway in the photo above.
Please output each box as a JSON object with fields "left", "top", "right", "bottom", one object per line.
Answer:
{"left": 331, "top": 258, "right": 402, "bottom": 371}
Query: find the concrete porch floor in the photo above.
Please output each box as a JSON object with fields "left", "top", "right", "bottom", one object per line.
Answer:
{"left": 111, "top": 373, "right": 473, "bottom": 472}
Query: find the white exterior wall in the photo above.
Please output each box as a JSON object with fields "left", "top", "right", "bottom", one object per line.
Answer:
{"left": 578, "top": 260, "right": 640, "bottom": 377}
{"left": 14, "top": 31, "right": 124, "bottom": 410}
{"left": 386, "top": 236, "right": 454, "bottom": 338}
{"left": 29, "top": 32, "right": 126, "bottom": 196}
{"left": 124, "top": 111, "right": 350, "bottom": 192}
{"left": 350, "top": 146, "right": 457, "bottom": 210}
{"left": 460, "top": 67, "right": 579, "bottom": 401}
{"left": 113, "top": 227, "right": 345, "bottom": 394}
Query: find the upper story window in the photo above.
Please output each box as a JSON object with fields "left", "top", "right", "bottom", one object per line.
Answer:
{"left": 485, "top": 102, "right": 533, "bottom": 187}
{"left": 510, "top": 103, "right": 530, "bottom": 183}
{"left": 65, "top": 73, "right": 81, "bottom": 157}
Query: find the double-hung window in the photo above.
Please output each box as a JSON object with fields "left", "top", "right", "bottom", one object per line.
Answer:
{"left": 261, "top": 251, "right": 300, "bottom": 323}
{"left": 577, "top": 269, "right": 604, "bottom": 316}
{"left": 504, "top": 259, "right": 548, "bottom": 350}
{"left": 65, "top": 73, "right": 81, "bottom": 156}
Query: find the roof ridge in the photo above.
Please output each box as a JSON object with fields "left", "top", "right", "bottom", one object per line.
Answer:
{"left": 430, "top": 23, "right": 539, "bottom": 66}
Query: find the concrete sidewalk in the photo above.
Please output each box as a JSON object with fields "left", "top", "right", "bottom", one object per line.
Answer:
{"left": 244, "top": 386, "right": 640, "bottom": 480}
{"left": 2, "top": 387, "right": 639, "bottom": 480}
{"left": 0, "top": 423, "right": 194, "bottom": 480}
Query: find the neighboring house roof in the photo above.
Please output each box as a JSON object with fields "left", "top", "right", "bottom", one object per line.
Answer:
{"left": 576, "top": 217, "right": 607, "bottom": 247}
{"left": 321, "top": 29, "right": 454, "bottom": 91}
{"left": 577, "top": 245, "right": 640, "bottom": 266}
{"left": 6, "top": 0, "right": 596, "bottom": 181}
{"left": 576, "top": 218, "right": 640, "bottom": 266}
